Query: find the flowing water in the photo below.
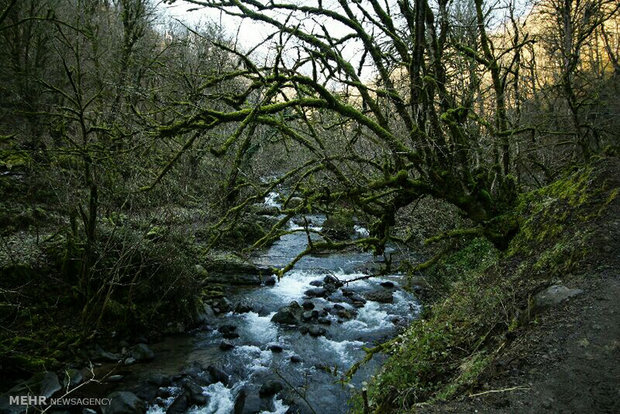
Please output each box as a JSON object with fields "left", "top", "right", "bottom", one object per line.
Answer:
{"left": 146, "top": 195, "right": 420, "bottom": 414}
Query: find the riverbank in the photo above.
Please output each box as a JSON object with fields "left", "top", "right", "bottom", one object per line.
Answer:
{"left": 360, "top": 155, "right": 619, "bottom": 412}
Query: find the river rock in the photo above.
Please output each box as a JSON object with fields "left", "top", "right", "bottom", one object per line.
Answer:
{"left": 211, "top": 297, "right": 233, "bottom": 314}
{"left": 206, "top": 365, "right": 229, "bottom": 386}
{"left": 271, "top": 301, "right": 302, "bottom": 325}
{"left": 268, "top": 344, "right": 284, "bottom": 353}
{"left": 94, "top": 345, "right": 122, "bottom": 362}
{"left": 345, "top": 293, "right": 367, "bottom": 307}
{"left": 364, "top": 290, "right": 394, "bottom": 303}
{"left": 259, "top": 381, "right": 283, "bottom": 398}
{"left": 305, "top": 287, "right": 328, "bottom": 298}
{"left": 264, "top": 276, "right": 277, "bottom": 286}
{"left": 341, "top": 288, "right": 355, "bottom": 297}
{"left": 183, "top": 381, "right": 208, "bottom": 405}
{"left": 533, "top": 285, "right": 583, "bottom": 311}
{"left": 233, "top": 386, "right": 262, "bottom": 414}
{"left": 317, "top": 317, "right": 331, "bottom": 325}
{"left": 103, "top": 392, "right": 145, "bottom": 414}
{"left": 131, "top": 343, "right": 155, "bottom": 362}
{"left": 309, "top": 280, "right": 323, "bottom": 287}
{"left": 147, "top": 374, "right": 171, "bottom": 387}
{"left": 219, "top": 324, "right": 237, "bottom": 334}
{"left": 40, "top": 372, "right": 61, "bottom": 398}
{"left": 302, "top": 301, "right": 315, "bottom": 310}
{"left": 287, "top": 197, "right": 304, "bottom": 208}
{"left": 219, "top": 341, "right": 234, "bottom": 351}
{"left": 380, "top": 281, "right": 395, "bottom": 288}
{"left": 337, "top": 309, "right": 354, "bottom": 319}
{"left": 299, "top": 326, "right": 309, "bottom": 335}
{"left": 234, "top": 300, "right": 253, "bottom": 314}
{"left": 166, "top": 392, "right": 189, "bottom": 414}
{"left": 290, "top": 355, "right": 302, "bottom": 363}
{"left": 323, "top": 274, "right": 343, "bottom": 288}
{"left": 292, "top": 216, "right": 312, "bottom": 226}
{"left": 302, "top": 311, "right": 314, "bottom": 321}
{"left": 107, "top": 375, "right": 124, "bottom": 383}
{"left": 308, "top": 326, "right": 326, "bottom": 337}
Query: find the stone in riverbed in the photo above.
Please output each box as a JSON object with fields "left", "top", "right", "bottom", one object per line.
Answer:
{"left": 166, "top": 392, "right": 190, "bottom": 414}
{"left": 290, "top": 355, "right": 302, "bottom": 363}
{"left": 94, "top": 345, "right": 121, "bottom": 362}
{"left": 305, "top": 287, "right": 328, "bottom": 298}
{"left": 107, "top": 375, "right": 124, "bottom": 383}
{"left": 309, "top": 280, "right": 323, "bottom": 287}
{"left": 317, "top": 317, "right": 331, "bottom": 325}
{"left": 218, "top": 324, "right": 237, "bottom": 335}
{"left": 341, "top": 288, "right": 355, "bottom": 297}
{"left": 271, "top": 301, "right": 302, "bottom": 325}
{"left": 308, "top": 326, "right": 326, "bottom": 337}
{"left": 131, "top": 343, "right": 155, "bottom": 362}
{"left": 302, "top": 301, "right": 315, "bottom": 310}
{"left": 299, "top": 326, "right": 309, "bottom": 335}
{"left": 259, "top": 381, "right": 283, "bottom": 398}
{"left": 364, "top": 290, "right": 394, "bottom": 304}
{"left": 302, "top": 311, "right": 314, "bottom": 321}
{"left": 337, "top": 309, "right": 354, "bottom": 319}
{"left": 234, "top": 300, "right": 253, "bottom": 314}
{"left": 147, "top": 374, "right": 171, "bottom": 387}
{"left": 380, "top": 281, "right": 395, "bottom": 288}
{"left": 102, "top": 392, "right": 145, "bottom": 414}
{"left": 268, "top": 344, "right": 284, "bottom": 353}
{"left": 263, "top": 276, "right": 277, "bottom": 286}
{"left": 40, "top": 372, "right": 61, "bottom": 398}
{"left": 323, "top": 274, "right": 343, "bottom": 288}
{"left": 183, "top": 381, "right": 208, "bottom": 405}
{"left": 207, "top": 365, "right": 229, "bottom": 386}
{"left": 219, "top": 341, "right": 234, "bottom": 351}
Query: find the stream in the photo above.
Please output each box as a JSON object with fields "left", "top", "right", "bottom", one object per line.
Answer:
{"left": 143, "top": 196, "right": 421, "bottom": 414}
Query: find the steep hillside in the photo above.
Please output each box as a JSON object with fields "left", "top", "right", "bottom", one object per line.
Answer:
{"left": 361, "top": 155, "right": 620, "bottom": 413}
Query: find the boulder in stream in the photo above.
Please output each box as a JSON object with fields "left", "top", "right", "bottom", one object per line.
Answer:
{"left": 304, "top": 287, "right": 328, "bottom": 298}
{"left": 308, "top": 326, "right": 327, "bottom": 337}
{"left": 102, "top": 392, "right": 145, "bottom": 414}
{"left": 364, "top": 290, "right": 394, "bottom": 304}
{"left": 271, "top": 301, "right": 302, "bottom": 325}
{"left": 131, "top": 343, "right": 155, "bottom": 362}
{"left": 258, "top": 381, "right": 283, "bottom": 398}
{"left": 323, "top": 274, "right": 343, "bottom": 288}
{"left": 206, "top": 365, "right": 229, "bottom": 386}
{"left": 219, "top": 341, "right": 234, "bottom": 351}
{"left": 40, "top": 372, "right": 61, "bottom": 398}
{"left": 234, "top": 300, "right": 254, "bottom": 314}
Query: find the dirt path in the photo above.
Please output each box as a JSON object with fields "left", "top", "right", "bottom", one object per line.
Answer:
{"left": 420, "top": 234, "right": 620, "bottom": 412}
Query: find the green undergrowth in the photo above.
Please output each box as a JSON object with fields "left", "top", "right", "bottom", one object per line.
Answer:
{"left": 357, "top": 156, "right": 619, "bottom": 413}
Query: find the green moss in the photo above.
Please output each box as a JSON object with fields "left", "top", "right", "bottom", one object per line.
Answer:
{"left": 357, "top": 158, "right": 618, "bottom": 412}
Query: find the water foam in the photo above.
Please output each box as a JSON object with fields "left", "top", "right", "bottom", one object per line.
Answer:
{"left": 242, "top": 312, "right": 278, "bottom": 343}
{"left": 189, "top": 382, "right": 234, "bottom": 414}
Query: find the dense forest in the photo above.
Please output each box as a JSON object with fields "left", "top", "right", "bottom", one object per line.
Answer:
{"left": 0, "top": 0, "right": 618, "bottom": 413}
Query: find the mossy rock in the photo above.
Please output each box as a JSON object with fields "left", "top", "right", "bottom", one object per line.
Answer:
{"left": 322, "top": 210, "right": 355, "bottom": 240}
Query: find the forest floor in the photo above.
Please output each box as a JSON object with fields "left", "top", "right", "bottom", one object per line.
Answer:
{"left": 419, "top": 269, "right": 620, "bottom": 413}
{"left": 417, "top": 162, "right": 620, "bottom": 413}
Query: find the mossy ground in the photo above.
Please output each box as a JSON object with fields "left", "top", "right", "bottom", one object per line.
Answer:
{"left": 357, "top": 156, "right": 619, "bottom": 412}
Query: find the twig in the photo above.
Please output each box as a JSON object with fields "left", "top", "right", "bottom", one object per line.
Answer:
{"left": 468, "top": 385, "right": 530, "bottom": 398}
